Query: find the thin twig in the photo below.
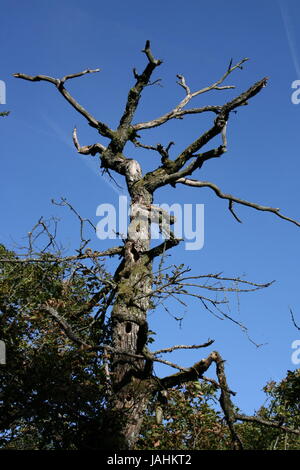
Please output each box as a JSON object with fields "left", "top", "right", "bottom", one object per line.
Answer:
{"left": 235, "top": 414, "right": 300, "bottom": 436}
{"left": 153, "top": 340, "right": 214, "bottom": 356}
{"left": 290, "top": 307, "right": 300, "bottom": 330}
{"left": 0, "top": 246, "right": 123, "bottom": 264}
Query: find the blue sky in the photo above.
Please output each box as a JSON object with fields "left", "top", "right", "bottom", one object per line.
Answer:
{"left": 1, "top": 0, "right": 300, "bottom": 415}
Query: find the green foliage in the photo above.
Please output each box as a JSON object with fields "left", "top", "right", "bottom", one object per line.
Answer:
{"left": 0, "top": 245, "right": 109, "bottom": 449}
{"left": 136, "top": 375, "right": 300, "bottom": 451}
{"left": 238, "top": 370, "right": 300, "bottom": 450}
{"left": 136, "top": 382, "right": 232, "bottom": 450}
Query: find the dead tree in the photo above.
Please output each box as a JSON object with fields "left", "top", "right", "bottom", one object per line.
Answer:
{"left": 13, "top": 41, "right": 300, "bottom": 450}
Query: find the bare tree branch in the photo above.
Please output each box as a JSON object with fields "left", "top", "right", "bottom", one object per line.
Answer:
{"left": 160, "top": 351, "right": 217, "bottom": 389}
{"left": 159, "top": 350, "right": 243, "bottom": 449}
{"left": 141, "top": 78, "right": 268, "bottom": 193}
{"left": 0, "top": 246, "right": 123, "bottom": 264}
{"left": 133, "top": 105, "right": 221, "bottom": 131}
{"left": 290, "top": 307, "right": 300, "bottom": 330}
{"left": 151, "top": 356, "right": 189, "bottom": 372}
{"left": 132, "top": 138, "right": 175, "bottom": 165}
{"left": 175, "top": 178, "right": 300, "bottom": 227}
{"left": 133, "top": 58, "right": 249, "bottom": 131}
{"left": 26, "top": 216, "right": 60, "bottom": 255}
{"left": 202, "top": 375, "right": 236, "bottom": 396}
{"left": 60, "top": 69, "right": 101, "bottom": 84}
{"left": 40, "top": 304, "right": 145, "bottom": 360}
{"left": 51, "top": 197, "right": 97, "bottom": 253}
{"left": 178, "top": 281, "right": 273, "bottom": 293}
{"left": 178, "top": 273, "right": 273, "bottom": 288}
{"left": 166, "top": 145, "right": 227, "bottom": 184}
{"left": 73, "top": 126, "right": 106, "bottom": 155}
{"left": 214, "top": 352, "right": 243, "bottom": 449}
{"left": 118, "top": 40, "right": 162, "bottom": 130}
{"left": 40, "top": 304, "right": 91, "bottom": 348}
{"left": 235, "top": 413, "right": 300, "bottom": 436}
{"left": 168, "top": 77, "right": 267, "bottom": 175}
{"left": 13, "top": 70, "right": 113, "bottom": 137}
{"left": 153, "top": 340, "right": 214, "bottom": 355}
{"left": 147, "top": 237, "right": 182, "bottom": 259}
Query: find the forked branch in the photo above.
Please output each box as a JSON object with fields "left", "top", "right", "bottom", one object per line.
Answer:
{"left": 160, "top": 350, "right": 243, "bottom": 449}
{"left": 118, "top": 40, "right": 162, "bottom": 130}
{"left": 169, "top": 77, "right": 268, "bottom": 174}
{"left": 73, "top": 126, "right": 106, "bottom": 155}
{"left": 0, "top": 246, "right": 123, "bottom": 264}
{"left": 40, "top": 304, "right": 146, "bottom": 360}
{"left": 176, "top": 178, "right": 300, "bottom": 227}
{"left": 13, "top": 69, "right": 113, "bottom": 137}
{"left": 142, "top": 78, "right": 268, "bottom": 192}
{"left": 133, "top": 58, "right": 249, "bottom": 131}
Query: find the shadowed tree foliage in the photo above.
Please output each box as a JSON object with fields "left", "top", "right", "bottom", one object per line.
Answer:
{"left": 137, "top": 373, "right": 300, "bottom": 451}
{"left": 0, "top": 241, "right": 299, "bottom": 449}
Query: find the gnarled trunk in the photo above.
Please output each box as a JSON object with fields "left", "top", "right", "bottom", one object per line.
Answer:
{"left": 100, "top": 188, "right": 156, "bottom": 449}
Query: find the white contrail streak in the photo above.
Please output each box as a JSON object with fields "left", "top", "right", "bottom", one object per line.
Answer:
{"left": 278, "top": 0, "right": 300, "bottom": 77}
{"left": 41, "top": 113, "right": 125, "bottom": 196}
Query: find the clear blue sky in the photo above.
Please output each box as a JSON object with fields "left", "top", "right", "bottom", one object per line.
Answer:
{"left": 1, "top": 0, "right": 300, "bottom": 415}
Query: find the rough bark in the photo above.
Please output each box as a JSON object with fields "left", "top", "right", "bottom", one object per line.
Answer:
{"left": 103, "top": 186, "right": 154, "bottom": 449}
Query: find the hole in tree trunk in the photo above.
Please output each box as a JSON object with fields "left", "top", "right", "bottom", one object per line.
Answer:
{"left": 125, "top": 322, "right": 132, "bottom": 333}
